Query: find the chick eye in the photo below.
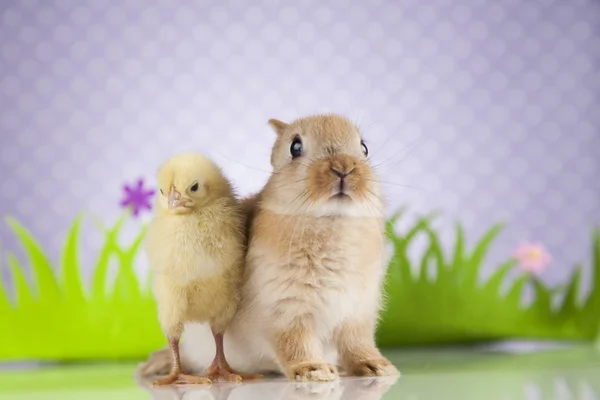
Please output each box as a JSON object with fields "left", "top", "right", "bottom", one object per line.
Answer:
{"left": 290, "top": 137, "right": 303, "bottom": 158}
{"left": 361, "top": 141, "right": 368, "bottom": 157}
{"left": 160, "top": 189, "right": 164, "bottom": 195}
{"left": 190, "top": 183, "right": 199, "bottom": 192}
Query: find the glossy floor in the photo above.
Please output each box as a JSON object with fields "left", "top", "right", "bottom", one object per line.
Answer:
{"left": 2, "top": 343, "right": 599, "bottom": 399}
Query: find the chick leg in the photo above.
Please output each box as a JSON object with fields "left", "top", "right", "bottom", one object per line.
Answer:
{"left": 206, "top": 328, "right": 263, "bottom": 383}
{"left": 152, "top": 337, "right": 212, "bottom": 387}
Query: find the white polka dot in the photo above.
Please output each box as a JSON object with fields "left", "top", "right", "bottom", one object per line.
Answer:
{"left": 69, "top": 40, "right": 89, "bottom": 59}
{"left": 171, "top": 73, "right": 195, "bottom": 94}
{"left": 509, "top": 155, "right": 532, "bottom": 176}
{"left": 156, "top": 58, "right": 177, "bottom": 76}
{"left": 69, "top": 6, "right": 93, "bottom": 26}
{"left": 35, "top": 42, "right": 54, "bottom": 63}
{"left": 0, "top": 110, "right": 19, "bottom": 130}
{"left": 35, "top": 8, "right": 59, "bottom": 26}
{"left": 222, "top": 24, "right": 246, "bottom": 44}
{"left": 451, "top": 4, "right": 472, "bottom": 24}
{"left": 419, "top": 174, "right": 441, "bottom": 192}
{"left": 17, "top": 93, "right": 36, "bottom": 112}
{"left": 367, "top": 57, "right": 386, "bottom": 76}
{"left": 383, "top": 38, "right": 403, "bottom": 58}
{"left": 53, "top": 24, "right": 74, "bottom": 45}
{"left": 314, "top": 40, "right": 334, "bottom": 58}
{"left": 17, "top": 25, "right": 40, "bottom": 45}
{"left": 157, "top": 24, "right": 177, "bottom": 43}
{"left": 52, "top": 59, "right": 72, "bottom": 77}
{"left": 556, "top": 38, "right": 575, "bottom": 58}
{"left": 416, "top": 38, "right": 435, "bottom": 59}
{"left": 572, "top": 21, "right": 592, "bottom": 41}
{"left": 327, "top": 56, "right": 349, "bottom": 76}
{"left": 315, "top": 6, "right": 332, "bottom": 24}
{"left": 547, "top": 226, "right": 567, "bottom": 246}
{"left": 279, "top": 6, "right": 299, "bottom": 24}
{"left": 437, "top": 90, "right": 457, "bottom": 109}
{"left": 86, "top": 59, "right": 108, "bottom": 79}
{"left": 471, "top": 88, "right": 491, "bottom": 108}
{"left": 122, "top": 25, "right": 143, "bottom": 43}
{"left": 443, "top": 190, "right": 460, "bottom": 210}
{"left": 1, "top": 76, "right": 20, "bottom": 95}
{"left": 402, "top": 57, "right": 420, "bottom": 76}
{"left": 488, "top": 4, "right": 506, "bottom": 22}
{"left": 505, "top": 21, "right": 523, "bottom": 41}
{"left": 469, "top": 21, "right": 488, "bottom": 40}
{"left": 244, "top": 7, "right": 265, "bottom": 25}
{"left": 139, "top": 7, "right": 160, "bottom": 26}
{"left": 523, "top": 105, "right": 543, "bottom": 125}
{"left": 493, "top": 174, "right": 511, "bottom": 192}
{"left": 511, "top": 191, "right": 530, "bottom": 210}
{"left": 259, "top": 22, "right": 282, "bottom": 43}
{"left": 545, "top": 189, "right": 565, "bottom": 212}
{"left": 366, "top": 22, "right": 384, "bottom": 41}
{"left": 456, "top": 174, "right": 476, "bottom": 194}
{"left": 121, "top": 59, "right": 142, "bottom": 78}
{"left": 488, "top": 38, "right": 507, "bottom": 57}
{"left": 579, "top": 190, "right": 599, "bottom": 212}
{"left": 382, "top": 74, "right": 404, "bottom": 95}
{"left": 545, "top": 155, "right": 564, "bottom": 175}
{"left": 349, "top": 38, "right": 369, "bottom": 58}
{"left": 84, "top": 226, "right": 104, "bottom": 249}
{"left": 454, "top": 39, "right": 473, "bottom": 59}
{"left": 16, "top": 197, "right": 36, "bottom": 216}
{"left": 2, "top": 8, "right": 23, "bottom": 28}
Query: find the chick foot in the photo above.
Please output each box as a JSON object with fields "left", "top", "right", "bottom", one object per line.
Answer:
{"left": 206, "top": 359, "right": 262, "bottom": 383}
{"left": 152, "top": 336, "right": 212, "bottom": 387}
{"left": 153, "top": 372, "right": 211, "bottom": 387}
{"left": 207, "top": 331, "right": 262, "bottom": 383}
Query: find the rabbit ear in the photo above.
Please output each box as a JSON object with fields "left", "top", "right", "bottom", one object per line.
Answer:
{"left": 268, "top": 119, "right": 289, "bottom": 135}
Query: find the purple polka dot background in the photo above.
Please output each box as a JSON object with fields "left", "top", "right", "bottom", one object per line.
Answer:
{"left": 0, "top": 0, "right": 599, "bottom": 290}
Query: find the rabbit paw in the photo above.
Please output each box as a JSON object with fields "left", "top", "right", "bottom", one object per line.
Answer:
{"left": 351, "top": 358, "right": 399, "bottom": 377}
{"left": 287, "top": 362, "right": 339, "bottom": 382}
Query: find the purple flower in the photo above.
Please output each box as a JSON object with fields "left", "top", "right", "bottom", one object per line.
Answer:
{"left": 120, "top": 178, "right": 155, "bottom": 217}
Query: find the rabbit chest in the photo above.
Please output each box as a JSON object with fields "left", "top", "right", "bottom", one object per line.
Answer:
{"left": 249, "top": 213, "right": 387, "bottom": 331}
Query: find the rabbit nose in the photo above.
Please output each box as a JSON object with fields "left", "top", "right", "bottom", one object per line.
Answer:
{"left": 330, "top": 167, "right": 355, "bottom": 178}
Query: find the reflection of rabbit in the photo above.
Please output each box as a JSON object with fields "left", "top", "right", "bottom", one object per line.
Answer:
{"left": 138, "top": 114, "right": 399, "bottom": 381}
{"left": 138, "top": 375, "right": 399, "bottom": 400}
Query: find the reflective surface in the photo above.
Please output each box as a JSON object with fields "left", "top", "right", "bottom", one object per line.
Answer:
{"left": 2, "top": 344, "right": 600, "bottom": 399}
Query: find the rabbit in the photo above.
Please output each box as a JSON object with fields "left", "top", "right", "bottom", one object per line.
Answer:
{"left": 137, "top": 114, "right": 399, "bottom": 382}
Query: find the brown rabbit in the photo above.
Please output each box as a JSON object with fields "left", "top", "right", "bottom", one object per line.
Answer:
{"left": 137, "top": 114, "right": 398, "bottom": 382}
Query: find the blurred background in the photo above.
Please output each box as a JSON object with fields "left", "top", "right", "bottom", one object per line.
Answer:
{"left": 1, "top": 0, "right": 599, "bottom": 290}
{"left": 1, "top": 0, "right": 600, "bottom": 397}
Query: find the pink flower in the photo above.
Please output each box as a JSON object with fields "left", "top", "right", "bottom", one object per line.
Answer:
{"left": 513, "top": 242, "right": 552, "bottom": 275}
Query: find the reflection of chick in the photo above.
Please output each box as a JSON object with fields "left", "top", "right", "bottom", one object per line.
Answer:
{"left": 146, "top": 153, "right": 254, "bottom": 386}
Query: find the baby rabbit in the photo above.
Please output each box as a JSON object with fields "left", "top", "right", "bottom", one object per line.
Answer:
{"left": 137, "top": 114, "right": 398, "bottom": 382}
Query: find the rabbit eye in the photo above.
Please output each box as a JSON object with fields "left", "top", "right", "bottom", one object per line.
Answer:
{"left": 361, "top": 141, "right": 368, "bottom": 156}
{"left": 290, "top": 137, "right": 303, "bottom": 158}
{"left": 190, "top": 183, "right": 199, "bottom": 192}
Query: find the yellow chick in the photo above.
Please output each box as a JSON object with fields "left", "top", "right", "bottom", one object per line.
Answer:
{"left": 145, "top": 152, "right": 255, "bottom": 386}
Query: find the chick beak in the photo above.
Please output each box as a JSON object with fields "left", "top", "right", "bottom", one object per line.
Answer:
{"left": 168, "top": 186, "right": 185, "bottom": 209}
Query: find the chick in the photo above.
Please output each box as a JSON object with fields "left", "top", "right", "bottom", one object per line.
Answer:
{"left": 146, "top": 152, "right": 256, "bottom": 386}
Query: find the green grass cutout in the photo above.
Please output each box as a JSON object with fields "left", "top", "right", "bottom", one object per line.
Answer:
{"left": 377, "top": 210, "right": 600, "bottom": 346}
{"left": 0, "top": 210, "right": 599, "bottom": 361}
{"left": 0, "top": 214, "right": 164, "bottom": 361}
